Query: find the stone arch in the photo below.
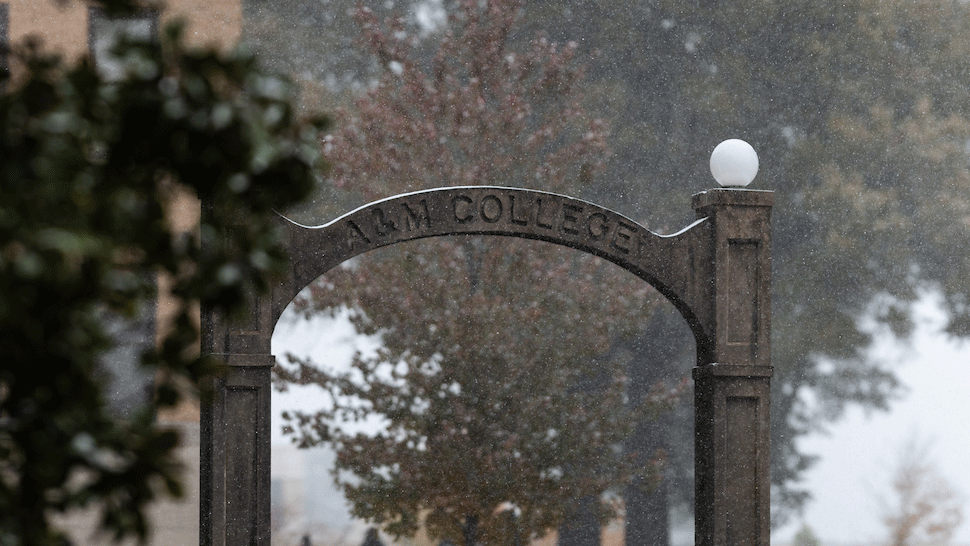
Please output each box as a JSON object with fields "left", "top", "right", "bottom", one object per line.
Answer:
{"left": 201, "top": 186, "right": 775, "bottom": 546}
{"left": 272, "top": 186, "right": 711, "bottom": 359}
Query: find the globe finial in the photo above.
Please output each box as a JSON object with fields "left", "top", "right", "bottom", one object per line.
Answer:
{"left": 710, "top": 139, "right": 759, "bottom": 187}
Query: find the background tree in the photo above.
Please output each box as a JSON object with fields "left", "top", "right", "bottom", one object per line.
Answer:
{"left": 878, "top": 436, "right": 964, "bottom": 546}
{"left": 245, "top": 0, "right": 970, "bottom": 542}
{"left": 791, "top": 523, "right": 822, "bottom": 546}
{"left": 516, "top": 1, "right": 970, "bottom": 540}
{"left": 273, "top": 1, "right": 682, "bottom": 545}
{"left": 0, "top": 1, "right": 327, "bottom": 544}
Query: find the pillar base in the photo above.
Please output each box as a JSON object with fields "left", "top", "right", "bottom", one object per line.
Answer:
{"left": 693, "top": 364, "right": 772, "bottom": 546}
{"left": 200, "top": 354, "right": 274, "bottom": 546}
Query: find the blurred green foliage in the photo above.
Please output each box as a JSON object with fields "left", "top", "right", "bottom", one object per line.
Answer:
{"left": 0, "top": 1, "right": 327, "bottom": 544}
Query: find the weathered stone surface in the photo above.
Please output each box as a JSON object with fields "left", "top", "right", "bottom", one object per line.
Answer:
{"left": 202, "top": 186, "right": 774, "bottom": 546}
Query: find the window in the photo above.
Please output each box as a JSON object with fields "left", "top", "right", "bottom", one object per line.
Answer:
{"left": 87, "top": 7, "right": 158, "bottom": 81}
{"left": 87, "top": 8, "right": 160, "bottom": 417}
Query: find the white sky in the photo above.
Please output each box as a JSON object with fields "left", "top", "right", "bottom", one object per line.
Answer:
{"left": 272, "top": 292, "right": 970, "bottom": 546}
{"left": 774, "top": 292, "right": 970, "bottom": 545}
{"left": 271, "top": 307, "right": 383, "bottom": 445}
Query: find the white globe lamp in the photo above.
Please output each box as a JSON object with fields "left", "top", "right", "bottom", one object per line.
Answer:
{"left": 710, "top": 139, "right": 759, "bottom": 187}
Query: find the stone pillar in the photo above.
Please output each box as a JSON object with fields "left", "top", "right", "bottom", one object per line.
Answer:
{"left": 690, "top": 189, "right": 773, "bottom": 546}
{"left": 199, "top": 264, "right": 278, "bottom": 545}
{"left": 200, "top": 353, "right": 274, "bottom": 546}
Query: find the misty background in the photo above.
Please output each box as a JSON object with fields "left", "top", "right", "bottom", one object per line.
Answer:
{"left": 243, "top": 1, "right": 970, "bottom": 545}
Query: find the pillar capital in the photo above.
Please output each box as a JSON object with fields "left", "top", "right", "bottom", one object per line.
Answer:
{"left": 689, "top": 188, "right": 773, "bottom": 368}
{"left": 692, "top": 188, "right": 775, "bottom": 213}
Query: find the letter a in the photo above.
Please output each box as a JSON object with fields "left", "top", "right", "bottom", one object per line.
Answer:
{"left": 346, "top": 220, "right": 371, "bottom": 251}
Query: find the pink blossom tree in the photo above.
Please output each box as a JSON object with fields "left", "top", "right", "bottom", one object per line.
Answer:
{"left": 276, "top": 1, "right": 683, "bottom": 544}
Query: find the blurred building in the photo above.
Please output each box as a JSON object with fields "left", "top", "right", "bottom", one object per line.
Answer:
{"left": 272, "top": 443, "right": 374, "bottom": 546}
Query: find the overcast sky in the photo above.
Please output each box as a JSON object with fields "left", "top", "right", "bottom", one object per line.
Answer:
{"left": 774, "top": 292, "right": 970, "bottom": 545}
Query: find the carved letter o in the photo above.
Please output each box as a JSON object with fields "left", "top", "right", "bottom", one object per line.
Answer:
{"left": 480, "top": 194, "right": 504, "bottom": 223}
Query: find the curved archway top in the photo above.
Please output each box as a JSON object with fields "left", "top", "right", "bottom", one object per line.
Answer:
{"left": 278, "top": 186, "right": 711, "bottom": 342}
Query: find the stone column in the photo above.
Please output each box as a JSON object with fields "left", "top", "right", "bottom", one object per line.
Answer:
{"left": 690, "top": 189, "right": 774, "bottom": 546}
{"left": 200, "top": 274, "right": 278, "bottom": 545}
{"left": 200, "top": 353, "right": 274, "bottom": 546}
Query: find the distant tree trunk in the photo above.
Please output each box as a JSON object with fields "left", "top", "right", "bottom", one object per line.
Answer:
{"left": 503, "top": 508, "right": 523, "bottom": 546}
{"left": 557, "top": 495, "right": 599, "bottom": 546}
{"left": 556, "top": 309, "right": 690, "bottom": 546}
{"left": 624, "top": 309, "right": 693, "bottom": 546}
{"left": 557, "top": 350, "right": 617, "bottom": 546}
{"left": 463, "top": 514, "right": 479, "bottom": 546}
{"left": 362, "top": 528, "right": 384, "bottom": 546}
{"left": 624, "top": 443, "right": 670, "bottom": 546}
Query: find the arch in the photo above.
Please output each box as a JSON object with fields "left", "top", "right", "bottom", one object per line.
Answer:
{"left": 201, "top": 186, "right": 775, "bottom": 546}
{"left": 275, "top": 186, "right": 713, "bottom": 358}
